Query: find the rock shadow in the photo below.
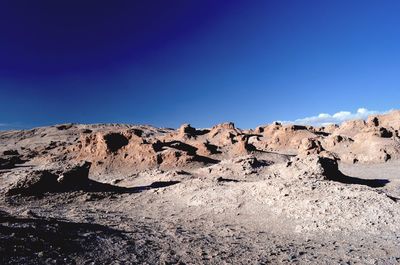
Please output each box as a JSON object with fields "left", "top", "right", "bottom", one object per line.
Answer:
{"left": 191, "top": 155, "right": 220, "bottom": 164}
{"left": 0, "top": 151, "right": 27, "bottom": 170}
{"left": 103, "top": 133, "right": 129, "bottom": 153}
{"left": 314, "top": 131, "right": 330, "bottom": 137}
{"left": 203, "top": 142, "right": 222, "bottom": 154}
{"left": 152, "top": 140, "right": 197, "bottom": 154}
{"left": 153, "top": 140, "right": 220, "bottom": 164}
{"left": 216, "top": 177, "right": 239, "bottom": 183}
{"left": 192, "top": 129, "right": 210, "bottom": 136}
{"left": 329, "top": 173, "right": 389, "bottom": 188}
{"left": 7, "top": 178, "right": 180, "bottom": 197}
{"left": 79, "top": 179, "right": 181, "bottom": 194}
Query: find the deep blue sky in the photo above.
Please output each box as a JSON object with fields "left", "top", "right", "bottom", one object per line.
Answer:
{"left": 1, "top": 0, "right": 399, "bottom": 129}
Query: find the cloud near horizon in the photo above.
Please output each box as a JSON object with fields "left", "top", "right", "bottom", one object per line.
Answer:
{"left": 0, "top": 123, "right": 20, "bottom": 130}
{"left": 280, "top": 108, "right": 391, "bottom": 127}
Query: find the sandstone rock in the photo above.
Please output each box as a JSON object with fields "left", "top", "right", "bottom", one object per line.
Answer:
{"left": 214, "top": 122, "right": 235, "bottom": 130}
{"left": 232, "top": 135, "right": 256, "bottom": 155}
{"left": 209, "top": 122, "right": 239, "bottom": 139}
{"left": 321, "top": 124, "right": 339, "bottom": 134}
{"left": 193, "top": 141, "right": 221, "bottom": 156}
{"left": 373, "top": 110, "right": 400, "bottom": 130}
{"left": 298, "top": 138, "right": 338, "bottom": 160}
{"left": 299, "top": 138, "right": 323, "bottom": 152}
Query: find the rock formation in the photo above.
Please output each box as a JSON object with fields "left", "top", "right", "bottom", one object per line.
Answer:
{"left": 2, "top": 110, "right": 400, "bottom": 264}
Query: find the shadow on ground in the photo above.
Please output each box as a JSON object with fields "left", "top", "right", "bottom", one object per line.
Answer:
{"left": 7, "top": 178, "right": 180, "bottom": 197}
{"left": 83, "top": 179, "right": 181, "bottom": 193}
{"left": 0, "top": 210, "right": 133, "bottom": 265}
{"left": 330, "top": 173, "right": 389, "bottom": 188}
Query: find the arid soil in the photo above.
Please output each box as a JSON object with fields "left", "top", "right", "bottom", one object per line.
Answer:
{"left": 1, "top": 111, "right": 400, "bottom": 264}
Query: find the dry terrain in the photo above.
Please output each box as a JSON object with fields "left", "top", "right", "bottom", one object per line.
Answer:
{"left": 1, "top": 111, "right": 400, "bottom": 264}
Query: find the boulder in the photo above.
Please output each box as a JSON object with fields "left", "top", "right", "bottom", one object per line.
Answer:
{"left": 6, "top": 161, "right": 91, "bottom": 195}
{"left": 298, "top": 138, "right": 324, "bottom": 155}
{"left": 0, "top": 150, "right": 24, "bottom": 169}
{"left": 280, "top": 155, "right": 340, "bottom": 181}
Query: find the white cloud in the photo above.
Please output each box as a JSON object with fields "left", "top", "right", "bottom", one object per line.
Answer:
{"left": 280, "top": 108, "right": 392, "bottom": 127}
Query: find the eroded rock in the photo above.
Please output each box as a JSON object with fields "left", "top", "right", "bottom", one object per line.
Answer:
{"left": 275, "top": 155, "right": 340, "bottom": 181}
{"left": 6, "top": 161, "right": 91, "bottom": 195}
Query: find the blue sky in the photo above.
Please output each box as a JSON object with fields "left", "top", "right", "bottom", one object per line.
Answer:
{"left": 0, "top": 0, "right": 399, "bottom": 130}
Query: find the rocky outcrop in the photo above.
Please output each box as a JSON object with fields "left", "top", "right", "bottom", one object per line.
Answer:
{"left": 2, "top": 110, "right": 400, "bottom": 177}
{"left": 0, "top": 150, "right": 24, "bottom": 169}
{"left": 276, "top": 155, "right": 340, "bottom": 181}
{"left": 6, "top": 161, "right": 91, "bottom": 195}
{"left": 178, "top": 124, "right": 197, "bottom": 139}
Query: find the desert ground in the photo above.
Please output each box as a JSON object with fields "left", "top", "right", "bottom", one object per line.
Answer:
{"left": 1, "top": 111, "right": 400, "bottom": 264}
